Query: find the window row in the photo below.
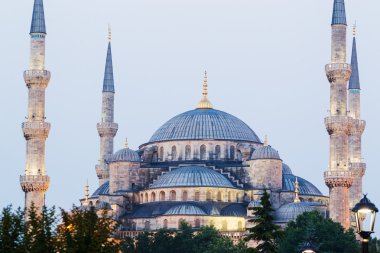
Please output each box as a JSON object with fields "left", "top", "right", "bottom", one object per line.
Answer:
{"left": 158, "top": 145, "right": 236, "bottom": 161}
{"left": 140, "top": 190, "right": 242, "bottom": 203}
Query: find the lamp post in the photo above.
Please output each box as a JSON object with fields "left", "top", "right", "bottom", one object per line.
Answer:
{"left": 352, "top": 194, "right": 378, "bottom": 253}
{"left": 299, "top": 241, "right": 318, "bottom": 253}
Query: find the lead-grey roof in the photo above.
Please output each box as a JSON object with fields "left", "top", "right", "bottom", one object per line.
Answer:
{"left": 274, "top": 202, "right": 315, "bottom": 223}
{"left": 349, "top": 37, "right": 360, "bottom": 89}
{"left": 164, "top": 204, "right": 207, "bottom": 216}
{"left": 331, "top": 0, "right": 347, "bottom": 25}
{"left": 150, "top": 166, "right": 236, "bottom": 189}
{"left": 109, "top": 148, "right": 140, "bottom": 163}
{"left": 282, "top": 163, "right": 293, "bottom": 175}
{"left": 148, "top": 109, "right": 261, "bottom": 143}
{"left": 91, "top": 181, "right": 109, "bottom": 197}
{"left": 220, "top": 204, "right": 246, "bottom": 217}
{"left": 30, "top": 0, "right": 46, "bottom": 34}
{"left": 103, "top": 42, "right": 115, "bottom": 93}
{"left": 282, "top": 174, "right": 323, "bottom": 196}
{"left": 251, "top": 146, "right": 281, "bottom": 160}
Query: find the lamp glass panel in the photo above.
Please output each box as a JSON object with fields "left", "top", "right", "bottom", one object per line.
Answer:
{"left": 358, "top": 208, "right": 375, "bottom": 232}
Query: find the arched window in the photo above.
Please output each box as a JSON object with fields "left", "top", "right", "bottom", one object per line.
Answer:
{"left": 152, "top": 151, "right": 158, "bottom": 162}
{"left": 159, "top": 147, "right": 164, "bottom": 161}
{"left": 236, "top": 193, "right": 240, "bottom": 202}
{"left": 178, "top": 219, "right": 185, "bottom": 229}
{"left": 89, "top": 201, "right": 93, "bottom": 206}
{"left": 195, "top": 219, "right": 201, "bottom": 228}
{"left": 145, "top": 193, "right": 149, "bottom": 202}
{"left": 144, "top": 221, "right": 150, "bottom": 231}
{"left": 163, "top": 219, "right": 168, "bottom": 229}
{"left": 200, "top": 145, "right": 206, "bottom": 160}
{"left": 195, "top": 191, "right": 200, "bottom": 201}
{"left": 131, "top": 222, "right": 137, "bottom": 230}
{"left": 230, "top": 146, "right": 235, "bottom": 160}
{"left": 160, "top": 191, "right": 166, "bottom": 201}
{"left": 171, "top": 146, "right": 177, "bottom": 160}
{"left": 185, "top": 145, "right": 191, "bottom": 160}
{"left": 228, "top": 192, "right": 231, "bottom": 202}
{"left": 215, "top": 145, "right": 221, "bottom": 159}
{"left": 140, "top": 194, "right": 144, "bottom": 203}
{"left": 182, "top": 191, "right": 188, "bottom": 201}
{"left": 217, "top": 191, "right": 222, "bottom": 202}
{"left": 222, "top": 220, "right": 228, "bottom": 231}
{"left": 206, "top": 191, "right": 212, "bottom": 201}
{"left": 151, "top": 192, "right": 156, "bottom": 202}
{"left": 170, "top": 190, "right": 176, "bottom": 201}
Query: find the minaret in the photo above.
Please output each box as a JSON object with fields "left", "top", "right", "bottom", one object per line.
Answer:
{"left": 95, "top": 27, "right": 118, "bottom": 186}
{"left": 20, "top": 0, "right": 51, "bottom": 211}
{"left": 348, "top": 26, "right": 366, "bottom": 211}
{"left": 324, "top": 0, "right": 353, "bottom": 229}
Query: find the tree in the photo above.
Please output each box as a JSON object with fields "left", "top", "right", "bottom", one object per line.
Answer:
{"left": 246, "top": 191, "right": 282, "bottom": 253}
{"left": 57, "top": 206, "right": 120, "bottom": 253}
{"left": 369, "top": 237, "right": 380, "bottom": 253}
{"left": 278, "top": 211, "right": 360, "bottom": 253}
{"left": 0, "top": 206, "right": 25, "bottom": 253}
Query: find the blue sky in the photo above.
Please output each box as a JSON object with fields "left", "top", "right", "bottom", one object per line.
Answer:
{"left": 1, "top": 0, "right": 379, "bottom": 234}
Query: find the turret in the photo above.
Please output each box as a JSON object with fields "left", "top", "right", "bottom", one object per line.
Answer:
{"left": 96, "top": 28, "right": 118, "bottom": 186}
{"left": 20, "top": 0, "right": 51, "bottom": 212}
{"left": 324, "top": 0, "right": 353, "bottom": 229}
{"left": 348, "top": 26, "right": 366, "bottom": 211}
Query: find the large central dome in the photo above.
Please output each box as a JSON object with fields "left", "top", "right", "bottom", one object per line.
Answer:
{"left": 148, "top": 108, "right": 261, "bottom": 143}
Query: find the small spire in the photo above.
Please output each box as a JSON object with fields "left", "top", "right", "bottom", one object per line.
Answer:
{"left": 197, "top": 70, "right": 213, "bottom": 109}
{"left": 125, "top": 138, "right": 129, "bottom": 149}
{"left": 264, "top": 135, "right": 268, "bottom": 146}
{"left": 83, "top": 179, "right": 89, "bottom": 206}
{"left": 103, "top": 28, "right": 115, "bottom": 93}
{"left": 331, "top": 0, "right": 347, "bottom": 25}
{"left": 353, "top": 22, "right": 357, "bottom": 37}
{"left": 294, "top": 177, "right": 301, "bottom": 203}
{"left": 349, "top": 25, "right": 360, "bottom": 90}
{"left": 108, "top": 24, "right": 112, "bottom": 41}
{"left": 30, "top": 0, "right": 47, "bottom": 34}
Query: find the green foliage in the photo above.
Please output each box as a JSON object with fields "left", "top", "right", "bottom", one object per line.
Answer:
{"left": 278, "top": 211, "right": 360, "bottom": 253}
{"left": 0, "top": 206, "right": 25, "bottom": 253}
{"left": 369, "top": 237, "right": 380, "bottom": 253}
{"left": 246, "top": 191, "right": 282, "bottom": 253}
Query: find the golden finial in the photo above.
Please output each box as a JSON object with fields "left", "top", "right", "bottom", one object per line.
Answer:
{"left": 125, "top": 138, "right": 129, "bottom": 149}
{"left": 108, "top": 24, "right": 112, "bottom": 41}
{"left": 294, "top": 177, "right": 301, "bottom": 203}
{"left": 353, "top": 22, "right": 357, "bottom": 37}
{"left": 83, "top": 179, "right": 89, "bottom": 206}
{"left": 264, "top": 135, "right": 268, "bottom": 146}
{"left": 197, "top": 70, "right": 213, "bottom": 109}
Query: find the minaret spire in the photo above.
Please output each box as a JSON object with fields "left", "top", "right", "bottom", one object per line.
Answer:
{"left": 197, "top": 71, "right": 213, "bottom": 109}
{"left": 332, "top": 0, "right": 347, "bottom": 25}
{"left": 20, "top": 0, "right": 51, "bottom": 213}
{"left": 96, "top": 28, "right": 118, "bottom": 186}
{"left": 294, "top": 177, "right": 301, "bottom": 203}
{"left": 349, "top": 25, "right": 360, "bottom": 90}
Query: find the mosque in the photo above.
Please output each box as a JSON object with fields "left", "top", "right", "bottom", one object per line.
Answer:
{"left": 20, "top": 0, "right": 365, "bottom": 238}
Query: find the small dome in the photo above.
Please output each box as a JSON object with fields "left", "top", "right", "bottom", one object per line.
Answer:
{"left": 282, "top": 163, "right": 293, "bottom": 175}
{"left": 251, "top": 146, "right": 281, "bottom": 160}
{"left": 109, "top": 148, "right": 140, "bottom": 163}
{"left": 91, "top": 181, "right": 109, "bottom": 197}
{"left": 282, "top": 174, "right": 323, "bottom": 196}
{"left": 164, "top": 204, "right": 207, "bottom": 216}
{"left": 221, "top": 204, "right": 246, "bottom": 217}
{"left": 150, "top": 166, "right": 236, "bottom": 189}
{"left": 274, "top": 202, "right": 315, "bottom": 223}
{"left": 248, "top": 200, "right": 262, "bottom": 208}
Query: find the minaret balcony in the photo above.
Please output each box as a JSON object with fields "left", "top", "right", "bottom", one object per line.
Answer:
{"left": 24, "top": 70, "right": 51, "bottom": 88}
{"left": 325, "top": 63, "right": 351, "bottom": 83}
{"left": 97, "top": 122, "right": 118, "bottom": 137}
{"left": 22, "top": 122, "right": 51, "bottom": 140}
{"left": 20, "top": 175, "right": 50, "bottom": 192}
{"left": 324, "top": 171, "right": 353, "bottom": 188}
{"left": 349, "top": 162, "right": 366, "bottom": 177}
{"left": 324, "top": 116, "right": 351, "bottom": 134}
{"left": 349, "top": 118, "right": 366, "bottom": 134}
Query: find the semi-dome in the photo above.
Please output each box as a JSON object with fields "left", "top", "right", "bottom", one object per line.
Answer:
{"left": 150, "top": 166, "right": 236, "bottom": 189}
{"left": 147, "top": 108, "right": 261, "bottom": 144}
{"left": 274, "top": 202, "right": 315, "bottom": 223}
{"left": 91, "top": 181, "right": 109, "bottom": 197}
{"left": 282, "top": 163, "right": 293, "bottom": 175}
{"left": 164, "top": 204, "right": 207, "bottom": 216}
{"left": 220, "top": 204, "right": 246, "bottom": 217}
{"left": 282, "top": 174, "right": 323, "bottom": 196}
{"left": 109, "top": 147, "right": 140, "bottom": 163}
{"left": 251, "top": 145, "right": 281, "bottom": 160}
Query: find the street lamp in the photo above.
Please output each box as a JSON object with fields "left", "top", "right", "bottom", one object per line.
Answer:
{"left": 299, "top": 241, "right": 318, "bottom": 253}
{"left": 352, "top": 194, "right": 378, "bottom": 253}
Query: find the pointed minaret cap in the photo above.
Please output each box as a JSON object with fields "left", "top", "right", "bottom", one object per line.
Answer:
{"left": 197, "top": 71, "right": 213, "bottom": 109}
{"left": 332, "top": 0, "right": 347, "bottom": 25}
{"left": 264, "top": 135, "right": 269, "bottom": 146}
{"left": 294, "top": 177, "right": 301, "bottom": 203}
{"left": 83, "top": 179, "right": 89, "bottom": 206}
{"left": 103, "top": 26, "right": 115, "bottom": 93}
{"left": 125, "top": 138, "right": 129, "bottom": 149}
{"left": 30, "top": 0, "right": 46, "bottom": 34}
{"left": 349, "top": 24, "right": 360, "bottom": 89}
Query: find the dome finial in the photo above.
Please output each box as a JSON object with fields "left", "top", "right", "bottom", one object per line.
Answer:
{"left": 264, "top": 135, "right": 268, "bottom": 146}
{"left": 353, "top": 21, "right": 356, "bottom": 37}
{"left": 108, "top": 24, "right": 112, "bottom": 41}
{"left": 294, "top": 177, "right": 301, "bottom": 203}
{"left": 83, "top": 179, "right": 89, "bottom": 206}
{"left": 197, "top": 70, "right": 213, "bottom": 109}
{"left": 125, "top": 138, "right": 129, "bottom": 149}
